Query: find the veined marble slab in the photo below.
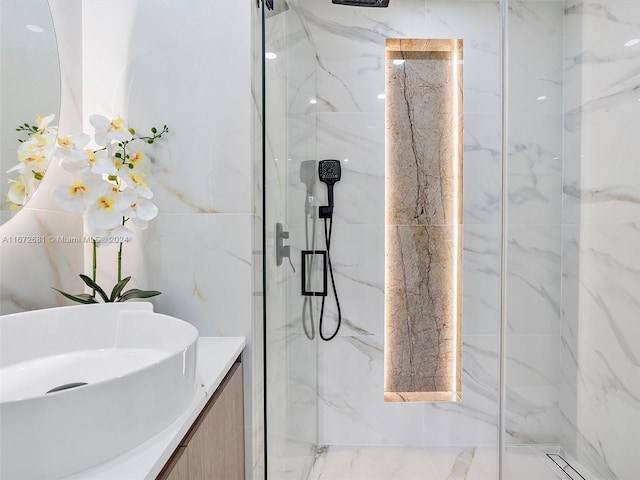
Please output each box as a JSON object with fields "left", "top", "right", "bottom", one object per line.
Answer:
{"left": 384, "top": 38, "right": 463, "bottom": 402}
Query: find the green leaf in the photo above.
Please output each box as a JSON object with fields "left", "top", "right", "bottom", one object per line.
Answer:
{"left": 52, "top": 288, "right": 98, "bottom": 304}
{"left": 117, "top": 288, "right": 162, "bottom": 302}
{"left": 110, "top": 276, "right": 132, "bottom": 302}
{"left": 151, "top": 127, "right": 157, "bottom": 134}
{"left": 78, "top": 274, "right": 110, "bottom": 302}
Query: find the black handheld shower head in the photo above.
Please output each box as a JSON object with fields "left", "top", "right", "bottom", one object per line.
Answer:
{"left": 318, "top": 160, "right": 341, "bottom": 218}
{"left": 319, "top": 159, "right": 341, "bottom": 186}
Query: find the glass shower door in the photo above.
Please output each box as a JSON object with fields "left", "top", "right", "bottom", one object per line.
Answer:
{"left": 263, "top": 2, "right": 320, "bottom": 478}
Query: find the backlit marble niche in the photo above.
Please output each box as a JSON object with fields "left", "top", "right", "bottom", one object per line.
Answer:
{"left": 384, "top": 39, "right": 463, "bottom": 403}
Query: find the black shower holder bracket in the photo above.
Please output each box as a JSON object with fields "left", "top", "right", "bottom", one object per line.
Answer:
{"left": 301, "top": 250, "right": 327, "bottom": 297}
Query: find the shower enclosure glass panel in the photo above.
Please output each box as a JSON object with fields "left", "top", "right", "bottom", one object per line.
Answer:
{"left": 264, "top": 0, "right": 503, "bottom": 478}
{"left": 504, "top": 1, "right": 640, "bottom": 479}
{"left": 264, "top": 2, "right": 320, "bottom": 478}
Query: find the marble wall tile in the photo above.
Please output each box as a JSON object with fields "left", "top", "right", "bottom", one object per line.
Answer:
{"left": 266, "top": 434, "right": 316, "bottom": 480}
{"left": 560, "top": 0, "right": 640, "bottom": 469}
{"left": 563, "top": 0, "right": 640, "bottom": 112}
{"left": 145, "top": 212, "right": 253, "bottom": 333}
{"left": 506, "top": 224, "right": 561, "bottom": 336}
{"left": 425, "top": 0, "right": 501, "bottom": 224}
{"left": 422, "top": 335, "right": 500, "bottom": 446}
{"left": 285, "top": 333, "right": 319, "bottom": 443}
{"left": 505, "top": 335, "right": 560, "bottom": 445}
{"left": 560, "top": 221, "right": 640, "bottom": 476}
{"left": 463, "top": 113, "right": 502, "bottom": 225}
{"left": 507, "top": 173, "right": 563, "bottom": 225}
{"left": 508, "top": 0, "right": 564, "bottom": 114}
{"left": 462, "top": 224, "right": 501, "bottom": 336}
{"left": 298, "top": 0, "right": 426, "bottom": 114}
{"left": 507, "top": 112, "right": 563, "bottom": 176}
{"left": 425, "top": 1, "right": 502, "bottom": 115}
{"left": 507, "top": 110, "right": 563, "bottom": 227}
{"left": 571, "top": 349, "right": 640, "bottom": 480}
{"left": 560, "top": 214, "right": 640, "bottom": 367}
{"left": 317, "top": 335, "right": 426, "bottom": 446}
{"left": 563, "top": 0, "right": 640, "bottom": 225}
{"left": 313, "top": 112, "right": 385, "bottom": 226}
{"left": 288, "top": 223, "right": 385, "bottom": 338}
{"left": 0, "top": 210, "right": 83, "bottom": 314}
{"left": 82, "top": 0, "right": 252, "bottom": 216}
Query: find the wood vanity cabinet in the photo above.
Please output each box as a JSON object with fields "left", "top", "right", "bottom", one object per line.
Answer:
{"left": 157, "top": 358, "right": 245, "bottom": 480}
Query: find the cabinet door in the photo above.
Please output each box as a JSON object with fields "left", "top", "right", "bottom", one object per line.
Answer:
{"left": 161, "top": 447, "right": 189, "bottom": 480}
{"left": 157, "top": 361, "right": 245, "bottom": 480}
{"left": 185, "top": 362, "right": 244, "bottom": 480}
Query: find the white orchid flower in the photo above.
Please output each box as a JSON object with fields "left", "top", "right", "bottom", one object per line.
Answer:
{"left": 121, "top": 171, "right": 153, "bottom": 199}
{"left": 14, "top": 131, "right": 56, "bottom": 173}
{"left": 114, "top": 187, "right": 137, "bottom": 208}
{"left": 85, "top": 193, "right": 125, "bottom": 230}
{"left": 56, "top": 133, "right": 90, "bottom": 166}
{"left": 19, "top": 130, "right": 56, "bottom": 153}
{"left": 89, "top": 114, "right": 133, "bottom": 146}
{"left": 123, "top": 197, "right": 158, "bottom": 229}
{"left": 91, "top": 149, "right": 119, "bottom": 175}
{"left": 53, "top": 174, "right": 109, "bottom": 213}
{"left": 36, "top": 114, "right": 56, "bottom": 132}
{"left": 14, "top": 151, "right": 47, "bottom": 174}
{"left": 6, "top": 162, "right": 26, "bottom": 175}
{"left": 7, "top": 179, "right": 27, "bottom": 206}
{"left": 113, "top": 186, "right": 157, "bottom": 228}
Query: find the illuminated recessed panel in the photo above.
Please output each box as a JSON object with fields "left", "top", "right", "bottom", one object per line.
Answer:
{"left": 384, "top": 38, "right": 463, "bottom": 403}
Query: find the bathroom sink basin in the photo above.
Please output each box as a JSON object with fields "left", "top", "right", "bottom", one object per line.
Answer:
{"left": 0, "top": 302, "right": 199, "bottom": 480}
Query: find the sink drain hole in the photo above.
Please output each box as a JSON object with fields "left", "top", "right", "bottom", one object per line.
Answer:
{"left": 46, "top": 382, "right": 88, "bottom": 394}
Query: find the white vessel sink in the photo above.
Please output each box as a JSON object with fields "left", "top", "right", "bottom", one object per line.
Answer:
{"left": 0, "top": 302, "right": 199, "bottom": 480}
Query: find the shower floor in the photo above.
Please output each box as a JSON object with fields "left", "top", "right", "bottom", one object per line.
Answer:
{"left": 306, "top": 445, "right": 578, "bottom": 480}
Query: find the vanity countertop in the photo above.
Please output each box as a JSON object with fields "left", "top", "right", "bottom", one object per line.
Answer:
{"left": 64, "top": 336, "right": 246, "bottom": 480}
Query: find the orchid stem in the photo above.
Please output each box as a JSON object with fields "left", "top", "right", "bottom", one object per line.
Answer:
{"left": 118, "top": 243, "right": 123, "bottom": 283}
{"left": 117, "top": 216, "right": 125, "bottom": 283}
{"left": 92, "top": 240, "right": 97, "bottom": 297}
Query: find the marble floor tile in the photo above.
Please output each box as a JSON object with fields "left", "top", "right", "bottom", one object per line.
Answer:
{"left": 305, "top": 445, "right": 568, "bottom": 480}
